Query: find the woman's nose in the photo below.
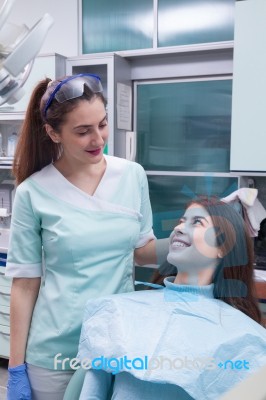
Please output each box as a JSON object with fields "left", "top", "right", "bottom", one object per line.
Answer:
{"left": 174, "top": 222, "right": 185, "bottom": 234}
{"left": 91, "top": 130, "right": 105, "bottom": 145}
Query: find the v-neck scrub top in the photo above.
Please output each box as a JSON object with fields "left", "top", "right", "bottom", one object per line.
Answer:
{"left": 6, "top": 155, "right": 155, "bottom": 370}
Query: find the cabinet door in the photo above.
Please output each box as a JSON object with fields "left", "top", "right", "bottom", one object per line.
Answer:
{"left": 81, "top": 0, "right": 153, "bottom": 53}
{"left": 136, "top": 78, "right": 232, "bottom": 172}
{"left": 230, "top": 0, "right": 266, "bottom": 172}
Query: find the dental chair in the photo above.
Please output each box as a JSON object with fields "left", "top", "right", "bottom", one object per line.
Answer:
{"left": 63, "top": 368, "right": 114, "bottom": 400}
{"left": 64, "top": 364, "right": 266, "bottom": 400}
{"left": 63, "top": 368, "right": 86, "bottom": 400}
{"left": 65, "top": 366, "right": 266, "bottom": 400}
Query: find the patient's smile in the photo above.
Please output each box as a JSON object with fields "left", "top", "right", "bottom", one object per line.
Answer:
{"left": 171, "top": 238, "right": 191, "bottom": 249}
{"left": 167, "top": 204, "right": 220, "bottom": 272}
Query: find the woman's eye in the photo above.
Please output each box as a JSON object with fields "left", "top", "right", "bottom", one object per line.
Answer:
{"left": 193, "top": 218, "right": 203, "bottom": 225}
{"left": 78, "top": 130, "right": 89, "bottom": 136}
{"left": 77, "top": 127, "right": 93, "bottom": 135}
{"left": 99, "top": 122, "right": 108, "bottom": 129}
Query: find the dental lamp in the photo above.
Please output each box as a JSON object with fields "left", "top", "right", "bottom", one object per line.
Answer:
{"left": 0, "top": 0, "right": 54, "bottom": 106}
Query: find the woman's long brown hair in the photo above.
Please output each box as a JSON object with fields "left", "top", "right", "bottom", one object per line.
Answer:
{"left": 12, "top": 79, "right": 60, "bottom": 185}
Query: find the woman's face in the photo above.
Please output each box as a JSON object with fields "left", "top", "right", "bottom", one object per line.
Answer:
{"left": 50, "top": 97, "right": 108, "bottom": 166}
{"left": 167, "top": 204, "right": 220, "bottom": 273}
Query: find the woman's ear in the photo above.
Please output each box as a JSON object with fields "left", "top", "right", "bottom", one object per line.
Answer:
{"left": 45, "top": 124, "right": 61, "bottom": 144}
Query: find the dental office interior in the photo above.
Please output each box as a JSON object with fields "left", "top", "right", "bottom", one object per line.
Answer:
{"left": 0, "top": 0, "right": 266, "bottom": 398}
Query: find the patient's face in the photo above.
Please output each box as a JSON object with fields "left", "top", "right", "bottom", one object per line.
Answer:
{"left": 167, "top": 204, "right": 220, "bottom": 273}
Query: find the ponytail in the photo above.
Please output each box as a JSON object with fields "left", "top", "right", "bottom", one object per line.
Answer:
{"left": 12, "top": 78, "right": 61, "bottom": 185}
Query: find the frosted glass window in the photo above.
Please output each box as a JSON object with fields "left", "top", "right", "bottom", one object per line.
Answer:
{"left": 82, "top": 0, "right": 153, "bottom": 53}
{"left": 148, "top": 175, "right": 238, "bottom": 238}
{"left": 136, "top": 79, "right": 232, "bottom": 172}
{"left": 158, "top": 0, "right": 235, "bottom": 47}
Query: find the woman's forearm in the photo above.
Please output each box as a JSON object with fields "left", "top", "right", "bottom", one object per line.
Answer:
{"left": 134, "top": 238, "right": 170, "bottom": 266}
{"left": 134, "top": 239, "right": 157, "bottom": 266}
{"left": 9, "top": 277, "right": 41, "bottom": 367}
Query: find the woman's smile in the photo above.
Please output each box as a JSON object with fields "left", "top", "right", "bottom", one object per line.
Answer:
{"left": 85, "top": 148, "right": 102, "bottom": 156}
{"left": 170, "top": 237, "right": 191, "bottom": 250}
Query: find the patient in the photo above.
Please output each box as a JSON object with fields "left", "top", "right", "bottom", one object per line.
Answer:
{"left": 77, "top": 196, "right": 266, "bottom": 400}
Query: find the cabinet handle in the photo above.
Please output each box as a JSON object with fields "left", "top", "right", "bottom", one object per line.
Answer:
{"left": 0, "top": 330, "right": 10, "bottom": 336}
{"left": 0, "top": 310, "right": 9, "bottom": 316}
{"left": 0, "top": 291, "right": 10, "bottom": 297}
{"left": 0, "top": 271, "right": 5, "bottom": 275}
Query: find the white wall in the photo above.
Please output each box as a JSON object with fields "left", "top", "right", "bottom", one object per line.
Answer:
{"left": 7, "top": 0, "right": 79, "bottom": 57}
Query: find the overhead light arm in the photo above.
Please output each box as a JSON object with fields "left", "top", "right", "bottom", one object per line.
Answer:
{"left": 0, "top": 0, "right": 54, "bottom": 106}
{"left": 3, "top": 13, "right": 54, "bottom": 77}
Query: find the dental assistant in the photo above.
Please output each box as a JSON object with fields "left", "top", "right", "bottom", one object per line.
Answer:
{"left": 5, "top": 74, "right": 158, "bottom": 400}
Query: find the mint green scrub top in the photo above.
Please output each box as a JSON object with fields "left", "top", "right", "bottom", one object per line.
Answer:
{"left": 5, "top": 155, "right": 155, "bottom": 369}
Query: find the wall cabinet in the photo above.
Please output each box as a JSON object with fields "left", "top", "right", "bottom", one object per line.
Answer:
{"left": 81, "top": 0, "right": 234, "bottom": 53}
{"left": 230, "top": 0, "right": 266, "bottom": 172}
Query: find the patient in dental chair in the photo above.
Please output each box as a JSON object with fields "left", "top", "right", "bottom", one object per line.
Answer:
{"left": 77, "top": 196, "right": 266, "bottom": 400}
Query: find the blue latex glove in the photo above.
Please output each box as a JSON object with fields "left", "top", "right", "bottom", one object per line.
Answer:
{"left": 7, "top": 363, "right": 32, "bottom": 400}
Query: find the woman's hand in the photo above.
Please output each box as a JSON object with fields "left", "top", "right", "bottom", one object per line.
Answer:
{"left": 7, "top": 363, "right": 31, "bottom": 400}
{"left": 134, "top": 238, "right": 169, "bottom": 266}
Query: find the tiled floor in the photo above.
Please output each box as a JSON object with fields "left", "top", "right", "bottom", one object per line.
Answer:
{"left": 0, "top": 358, "right": 8, "bottom": 400}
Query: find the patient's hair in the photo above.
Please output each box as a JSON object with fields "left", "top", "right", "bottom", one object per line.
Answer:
{"left": 153, "top": 196, "right": 262, "bottom": 324}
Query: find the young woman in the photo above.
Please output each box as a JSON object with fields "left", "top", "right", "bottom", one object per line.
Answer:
{"left": 77, "top": 196, "right": 266, "bottom": 400}
{"left": 6, "top": 74, "right": 160, "bottom": 400}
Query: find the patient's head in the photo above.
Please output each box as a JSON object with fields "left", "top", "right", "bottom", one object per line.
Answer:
{"left": 167, "top": 196, "right": 248, "bottom": 274}
{"left": 167, "top": 196, "right": 261, "bottom": 323}
{"left": 167, "top": 202, "right": 223, "bottom": 274}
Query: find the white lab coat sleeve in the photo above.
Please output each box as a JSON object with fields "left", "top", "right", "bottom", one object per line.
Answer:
{"left": 79, "top": 369, "right": 112, "bottom": 400}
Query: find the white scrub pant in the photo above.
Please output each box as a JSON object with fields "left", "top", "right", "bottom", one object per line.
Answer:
{"left": 27, "top": 364, "right": 74, "bottom": 400}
